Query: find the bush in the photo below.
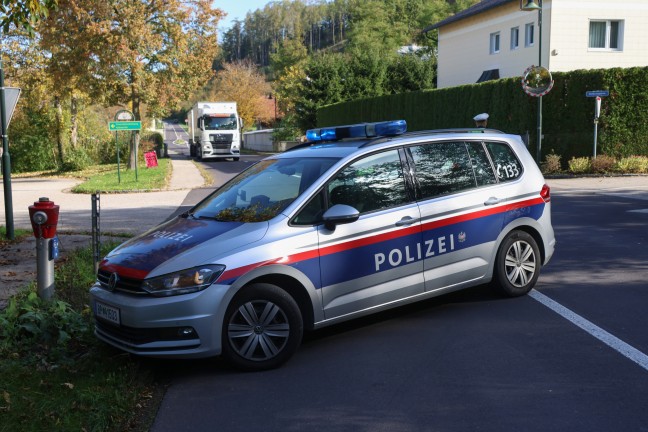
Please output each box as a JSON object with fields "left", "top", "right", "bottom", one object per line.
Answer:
{"left": 616, "top": 156, "right": 648, "bottom": 173}
{"left": 590, "top": 155, "right": 617, "bottom": 173}
{"left": 568, "top": 157, "right": 591, "bottom": 174}
{"left": 61, "top": 147, "right": 93, "bottom": 172}
{"left": 0, "top": 291, "right": 91, "bottom": 365}
{"left": 93, "top": 138, "right": 118, "bottom": 164}
{"left": 142, "top": 131, "right": 164, "bottom": 148}
{"left": 541, "top": 152, "right": 562, "bottom": 174}
{"left": 272, "top": 115, "right": 303, "bottom": 143}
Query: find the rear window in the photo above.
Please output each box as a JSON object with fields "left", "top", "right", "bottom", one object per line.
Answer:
{"left": 486, "top": 141, "right": 523, "bottom": 182}
{"left": 409, "top": 141, "right": 475, "bottom": 199}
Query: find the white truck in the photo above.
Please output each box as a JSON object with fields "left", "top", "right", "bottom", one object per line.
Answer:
{"left": 187, "top": 102, "right": 243, "bottom": 161}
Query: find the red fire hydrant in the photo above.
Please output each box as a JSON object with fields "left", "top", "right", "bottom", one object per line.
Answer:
{"left": 28, "top": 197, "right": 60, "bottom": 300}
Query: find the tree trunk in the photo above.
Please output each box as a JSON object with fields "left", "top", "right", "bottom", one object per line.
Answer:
{"left": 54, "top": 96, "right": 65, "bottom": 167}
{"left": 70, "top": 95, "right": 78, "bottom": 149}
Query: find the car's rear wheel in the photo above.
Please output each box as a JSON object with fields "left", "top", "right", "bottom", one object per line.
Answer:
{"left": 222, "top": 283, "right": 303, "bottom": 371}
{"left": 494, "top": 230, "right": 540, "bottom": 297}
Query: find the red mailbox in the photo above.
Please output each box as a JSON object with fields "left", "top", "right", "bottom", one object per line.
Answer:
{"left": 28, "top": 197, "right": 60, "bottom": 239}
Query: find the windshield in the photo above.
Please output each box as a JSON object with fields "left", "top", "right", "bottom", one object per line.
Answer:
{"left": 191, "top": 157, "right": 339, "bottom": 222}
{"left": 204, "top": 114, "right": 237, "bottom": 130}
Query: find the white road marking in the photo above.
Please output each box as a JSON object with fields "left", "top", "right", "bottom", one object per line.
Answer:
{"left": 529, "top": 289, "right": 648, "bottom": 371}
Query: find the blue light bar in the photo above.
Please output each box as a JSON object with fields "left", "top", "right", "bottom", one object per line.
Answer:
{"left": 306, "top": 129, "right": 321, "bottom": 141}
{"left": 306, "top": 120, "right": 407, "bottom": 142}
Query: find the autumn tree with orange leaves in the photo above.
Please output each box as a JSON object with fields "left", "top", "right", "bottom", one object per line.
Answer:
{"left": 39, "top": 0, "right": 222, "bottom": 168}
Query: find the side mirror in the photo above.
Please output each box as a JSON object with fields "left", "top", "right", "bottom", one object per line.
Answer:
{"left": 322, "top": 204, "right": 359, "bottom": 231}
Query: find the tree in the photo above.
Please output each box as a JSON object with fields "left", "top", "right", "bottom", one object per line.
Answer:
{"left": 0, "top": 0, "right": 58, "bottom": 34}
{"left": 207, "top": 61, "right": 270, "bottom": 129}
{"left": 39, "top": 0, "right": 223, "bottom": 169}
{"left": 270, "top": 37, "right": 308, "bottom": 78}
{"left": 347, "top": 0, "right": 410, "bottom": 54}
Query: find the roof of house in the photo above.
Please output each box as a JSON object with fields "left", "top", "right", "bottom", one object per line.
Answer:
{"left": 422, "top": 0, "right": 514, "bottom": 33}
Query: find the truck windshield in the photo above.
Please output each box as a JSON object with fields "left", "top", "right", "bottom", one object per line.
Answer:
{"left": 191, "top": 157, "right": 339, "bottom": 222}
{"left": 204, "top": 115, "right": 237, "bottom": 130}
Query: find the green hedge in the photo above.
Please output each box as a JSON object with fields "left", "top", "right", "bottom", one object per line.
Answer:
{"left": 317, "top": 67, "right": 648, "bottom": 162}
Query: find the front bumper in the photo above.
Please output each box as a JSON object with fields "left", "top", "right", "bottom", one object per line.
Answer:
{"left": 202, "top": 142, "right": 240, "bottom": 158}
{"left": 89, "top": 282, "right": 232, "bottom": 358}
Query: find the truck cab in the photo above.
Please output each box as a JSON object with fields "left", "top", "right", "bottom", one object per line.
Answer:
{"left": 188, "top": 102, "right": 243, "bottom": 161}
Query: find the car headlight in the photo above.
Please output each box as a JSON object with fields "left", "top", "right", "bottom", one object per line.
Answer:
{"left": 141, "top": 264, "right": 226, "bottom": 297}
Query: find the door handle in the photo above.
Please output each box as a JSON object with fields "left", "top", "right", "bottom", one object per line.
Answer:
{"left": 484, "top": 197, "right": 502, "bottom": 206}
{"left": 395, "top": 216, "right": 417, "bottom": 226}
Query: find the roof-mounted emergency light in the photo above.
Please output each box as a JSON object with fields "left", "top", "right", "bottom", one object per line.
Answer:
{"left": 306, "top": 120, "right": 407, "bottom": 142}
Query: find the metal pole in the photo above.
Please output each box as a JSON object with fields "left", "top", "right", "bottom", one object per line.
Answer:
{"left": 536, "top": 1, "right": 543, "bottom": 163}
{"left": 593, "top": 119, "right": 598, "bottom": 159}
{"left": 91, "top": 193, "right": 100, "bottom": 275}
{"left": 116, "top": 131, "right": 121, "bottom": 183}
{"left": 36, "top": 237, "right": 54, "bottom": 300}
{"left": 0, "top": 58, "right": 15, "bottom": 240}
{"left": 134, "top": 131, "right": 138, "bottom": 182}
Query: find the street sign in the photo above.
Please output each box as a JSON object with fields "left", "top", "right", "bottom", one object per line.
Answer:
{"left": 586, "top": 90, "right": 609, "bottom": 97}
{"left": 109, "top": 121, "right": 141, "bottom": 131}
{"left": 115, "top": 110, "right": 134, "bottom": 121}
{"left": 2, "top": 87, "right": 21, "bottom": 129}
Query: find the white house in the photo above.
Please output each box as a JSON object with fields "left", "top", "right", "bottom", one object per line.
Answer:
{"left": 423, "top": 0, "right": 648, "bottom": 89}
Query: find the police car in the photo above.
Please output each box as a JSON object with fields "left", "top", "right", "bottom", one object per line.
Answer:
{"left": 90, "top": 120, "right": 555, "bottom": 371}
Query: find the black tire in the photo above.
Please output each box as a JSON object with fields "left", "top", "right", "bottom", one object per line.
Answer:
{"left": 189, "top": 143, "right": 195, "bottom": 157}
{"left": 233, "top": 157, "right": 240, "bottom": 162}
{"left": 222, "top": 283, "right": 303, "bottom": 371}
{"left": 493, "top": 230, "right": 541, "bottom": 297}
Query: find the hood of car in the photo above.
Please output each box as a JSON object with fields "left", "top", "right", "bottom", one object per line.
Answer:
{"left": 99, "top": 215, "right": 268, "bottom": 279}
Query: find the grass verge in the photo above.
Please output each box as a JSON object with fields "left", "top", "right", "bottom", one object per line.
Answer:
{"left": 71, "top": 159, "right": 171, "bottom": 193}
{"left": 0, "top": 239, "right": 163, "bottom": 431}
{"left": 0, "top": 227, "right": 31, "bottom": 246}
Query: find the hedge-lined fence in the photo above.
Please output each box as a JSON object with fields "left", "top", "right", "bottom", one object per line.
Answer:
{"left": 317, "top": 67, "right": 648, "bottom": 164}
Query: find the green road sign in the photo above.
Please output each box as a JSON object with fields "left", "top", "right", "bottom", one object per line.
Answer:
{"left": 109, "top": 121, "right": 141, "bottom": 131}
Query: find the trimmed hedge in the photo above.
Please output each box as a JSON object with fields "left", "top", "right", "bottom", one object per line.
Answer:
{"left": 317, "top": 67, "right": 648, "bottom": 163}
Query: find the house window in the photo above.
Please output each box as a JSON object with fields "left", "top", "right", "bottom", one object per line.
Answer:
{"left": 490, "top": 32, "right": 500, "bottom": 54}
{"left": 589, "top": 20, "right": 623, "bottom": 50}
{"left": 525, "top": 22, "right": 535, "bottom": 47}
{"left": 511, "top": 27, "right": 519, "bottom": 50}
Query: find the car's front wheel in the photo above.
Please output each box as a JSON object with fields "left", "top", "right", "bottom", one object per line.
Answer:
{"left": 494, "top": 230, "right": 540, "bottom": 297}
{"left": 222, "top": 283, "right": 303, "bottom": 371}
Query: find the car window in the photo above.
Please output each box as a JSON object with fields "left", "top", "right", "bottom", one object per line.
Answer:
{"left": 192, "top": 158, "right": 338, "bottom": 222}
{"left": 327, "top": 149, "right": 408, "bottom": 214}
{"left": 486, "top": 142, "right": 523, "bottom": 182}
{"left": 292, "top": 190, "right": 326, "bottom": 225}
{"left": 410, "top": 141, "right": 476, "bottom": 199}
{"left": 466, "top": 141, "right": 498, "bottom": 186}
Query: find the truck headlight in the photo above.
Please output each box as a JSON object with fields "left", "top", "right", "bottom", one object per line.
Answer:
{"left": 142, "top": 264, "right": 225, "bottom": 297}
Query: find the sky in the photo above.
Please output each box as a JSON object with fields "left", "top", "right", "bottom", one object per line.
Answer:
{"left": 215, "top": 0, "right": 272, "bottom": 36}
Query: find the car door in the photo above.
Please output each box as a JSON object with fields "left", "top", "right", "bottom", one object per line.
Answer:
{"left": 407, "top": 140, "right": 504, "bottom": 292}
{"left": 317, "top": 148, "right": 424, "bottom": 320}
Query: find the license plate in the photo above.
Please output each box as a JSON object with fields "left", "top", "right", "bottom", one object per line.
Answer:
{"left": 95, "top": 301, "right": 121, "bottom": 325}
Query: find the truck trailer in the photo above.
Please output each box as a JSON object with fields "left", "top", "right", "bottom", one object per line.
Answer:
{"left": 187, "top": 102, "right": 243, "bottom": 161}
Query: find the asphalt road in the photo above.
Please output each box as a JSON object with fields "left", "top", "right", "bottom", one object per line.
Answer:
{"left": 163, "top": 121, "right": 264, "bottom": 214}
{"left": 151, "top": 127, "right": 648, "bottom": 431}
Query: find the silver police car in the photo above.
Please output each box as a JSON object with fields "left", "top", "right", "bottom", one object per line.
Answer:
{"left": 90, "top": 120, "right": 555, "bottom": 370}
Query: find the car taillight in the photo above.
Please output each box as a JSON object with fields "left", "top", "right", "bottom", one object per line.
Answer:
{"left": 540, "top": 184, "right": 551, "bottom": 203}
